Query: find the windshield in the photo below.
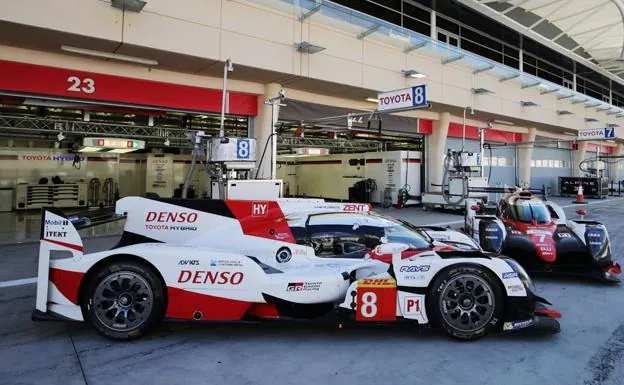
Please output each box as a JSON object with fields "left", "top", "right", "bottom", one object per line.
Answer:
{"left": 384, "top": 225, "right": 432, "bottom": 249}
{"left": 510, "top": 203, "right": 551, "bottom": 224}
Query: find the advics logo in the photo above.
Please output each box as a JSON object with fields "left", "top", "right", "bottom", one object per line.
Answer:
{"left": 178, "top": 260, "right": 200, "bottom": 266}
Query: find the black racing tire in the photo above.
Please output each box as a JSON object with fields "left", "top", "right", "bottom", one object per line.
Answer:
{"left": 427, "top": 264, "right": 504, "bottom": 341}
{"left": 82, "top": 260, "right": 166, "bottom": 340}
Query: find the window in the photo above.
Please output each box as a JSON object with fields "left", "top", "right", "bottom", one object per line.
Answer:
{"left": 484, "top": 156, "right": 513, "bottom": 167}
{"left": 437, "top": 29, "right": 460, "bottom": 48}
{"left": 383, "top": 225, "right": 432, "bottom": 249}
{"left": 509, "top": 202, "right": 552, "bottom": 224}
{"left": 308, "top": 224, "right": 383, "bottom": 259}
{"left": 531, "top": 159, "right": 569, "bottom": 168}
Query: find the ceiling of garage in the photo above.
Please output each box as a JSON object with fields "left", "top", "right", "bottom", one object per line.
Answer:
{"left": 458, "top": 0, "right": 624, "bottom": 79}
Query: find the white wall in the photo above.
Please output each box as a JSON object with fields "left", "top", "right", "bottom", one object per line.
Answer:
{"left": 0, "top": 0, "right": 622, "bottom": 134}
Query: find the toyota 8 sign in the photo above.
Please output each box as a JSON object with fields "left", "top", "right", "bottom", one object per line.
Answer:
{"left": 377, "top": 85, "right": 428, "bottom": 112}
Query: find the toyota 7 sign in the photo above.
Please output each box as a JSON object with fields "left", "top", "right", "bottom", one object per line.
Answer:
{"left": 576, "top": 128, "right": 616, "bottom": 141}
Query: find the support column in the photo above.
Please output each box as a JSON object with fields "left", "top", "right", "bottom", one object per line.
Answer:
{"left": 572, "top": 141, "right": 588, "bottom": 177}
{"left": 517, "top": 127, "right": 536, "bottom": 188}
{"left": 427, "top": 112, "right": 450, "bottom": 192}
{"left": 609, "top": 143, "right": 623, "bottom": 183}
{"left": 254, "top": 82, "right": 282, "bottom": 180}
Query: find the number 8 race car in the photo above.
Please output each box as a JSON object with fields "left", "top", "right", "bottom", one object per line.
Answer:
{"left": 33, "top": 197, "right": 560, "bottom": 341}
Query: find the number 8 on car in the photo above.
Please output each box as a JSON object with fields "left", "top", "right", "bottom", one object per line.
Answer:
{"left": 355, "top": 278, "right": 397, "bottom": 321}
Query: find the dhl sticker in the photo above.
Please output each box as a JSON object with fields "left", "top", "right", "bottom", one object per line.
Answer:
{"left": 357, "top": 278, "right": 396, "bottom": 288}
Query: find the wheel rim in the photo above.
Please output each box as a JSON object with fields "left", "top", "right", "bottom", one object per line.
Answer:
{"left": 438, "top": 274, "right": 495, "bottom": 333}
{"left": 92, "top": 271, "right": 153, "bottom": 332}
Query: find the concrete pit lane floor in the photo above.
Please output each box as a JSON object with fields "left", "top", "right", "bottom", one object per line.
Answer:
{"left": 1, "top": 197, "right": 623, "bottom": 385}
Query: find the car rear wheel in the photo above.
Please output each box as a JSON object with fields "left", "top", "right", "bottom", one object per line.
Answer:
{"left": 83, "top": 261, "right": 166, "bottom": 340}
{"left": 427, "top": 265, "right": 503, "bottom": 341}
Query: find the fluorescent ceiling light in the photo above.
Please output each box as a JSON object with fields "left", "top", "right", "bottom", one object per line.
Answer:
{"left": 78, "top": 146, "right": 105, "bottom": 153}
{"left": 366, "top": 97, "right": 378, "bottom": 103}
{"left": 61, "top": 45, "right": 158, "bottom": 66}
{"left": 106, "top": 148, "right": 137, "bottom": 154}
{"left": 472, "top": 88, "right": 494, "bottom": 95}
{"left": 493, "top": 119, "right": 514, "bottom": 125}
{"left": 111, "top": 0, "right": 146, "bottom": 12}
{"left": 402, "top": 70, "right": 427, "bottom": 78}
{"left": 295, "top": 42, "right": 326, "bottom": 54}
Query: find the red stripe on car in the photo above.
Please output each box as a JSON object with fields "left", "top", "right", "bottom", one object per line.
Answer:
{"left": 246, "top": 303, "right": 280, "bottom": 319}
{"left": 49, "top": 268, "right": 85, "bottom": 305}
{"left": 166, "top": 287, "right": 251, "bottom": 320}
{"left": 44, "top": 238, "right": 84, "bottom": 252}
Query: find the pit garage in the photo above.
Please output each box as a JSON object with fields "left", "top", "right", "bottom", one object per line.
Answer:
{"left": 276, "top": 99, "right": 427, "bottom": 206}
{"left": 2, "top": 0, "right": 624, "bottom": 382}
{"left": 0, "top": 60, "right": 257, "bottom": 241}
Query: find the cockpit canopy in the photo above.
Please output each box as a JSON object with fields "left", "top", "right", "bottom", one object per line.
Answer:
{"left": 502, "top": 198, "right": 552, "bottom": 225}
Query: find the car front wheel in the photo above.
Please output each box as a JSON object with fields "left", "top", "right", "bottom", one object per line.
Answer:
{"left": 427, "top": 265, "right": 504, "bottom": 341}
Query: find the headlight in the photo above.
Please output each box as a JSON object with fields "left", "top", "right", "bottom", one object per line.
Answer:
{"left": 585, "top": 226, "right": 609, "bottom": 260}
{"left": 503, "top": 258, "right": 536, "bottom": 293}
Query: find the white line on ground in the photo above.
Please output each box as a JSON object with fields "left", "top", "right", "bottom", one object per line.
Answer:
{"left": 0, "top": 277, "right": 37, "bottom": 288}
{"left": 424, "top": 197, "right": 624, "bottom": 228}
{"left": 427, "top": 219, "right": 463, "bottom": 227}
{"left": 560, "top": 197, "right": 624, "bottom": 209}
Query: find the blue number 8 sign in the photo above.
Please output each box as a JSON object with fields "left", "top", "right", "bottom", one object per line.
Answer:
{"left": 237, "top": 139, "right": 250, "bottom": 159}
{"left": 412, "top": 85, "right": 427, "bottom": 108}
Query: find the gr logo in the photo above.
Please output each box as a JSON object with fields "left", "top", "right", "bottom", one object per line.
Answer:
{"left": 252, "top": 202, "right": 268, "bottom": 217}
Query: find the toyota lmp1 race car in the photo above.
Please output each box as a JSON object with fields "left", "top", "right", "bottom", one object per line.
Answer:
{"left": 33, "top": 197, "right": 560, "bottom": 341}
{"left": 463, "top": 190, "right": 621, "bottom": 282}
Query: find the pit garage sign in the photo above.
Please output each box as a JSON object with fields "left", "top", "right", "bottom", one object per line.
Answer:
{"left": 377, "top": 85, "right": 427, "bottom": 112}
{"left": 576, "top": 127, "right": 616, "bottom": 141}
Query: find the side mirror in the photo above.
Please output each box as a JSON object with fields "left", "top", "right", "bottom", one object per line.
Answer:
{"left": 374, "top": 242, "right": 409, "bottom": 255}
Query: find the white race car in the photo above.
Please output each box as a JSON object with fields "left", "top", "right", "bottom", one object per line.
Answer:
{"left": 33, "top": 197, "right": 560, "bottom": 341}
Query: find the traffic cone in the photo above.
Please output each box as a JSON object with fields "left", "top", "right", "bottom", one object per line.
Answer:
{"left": 573, "top": 184, "right": 586, "bottom": 204}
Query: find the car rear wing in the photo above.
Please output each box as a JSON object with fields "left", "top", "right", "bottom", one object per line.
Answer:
{"left": 36, "top": 207, "right": 126, "bottom": 314}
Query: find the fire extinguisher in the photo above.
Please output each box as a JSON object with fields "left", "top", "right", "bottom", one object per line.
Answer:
{"left": 397, "top": 186, "right": 408, "bottom": 209}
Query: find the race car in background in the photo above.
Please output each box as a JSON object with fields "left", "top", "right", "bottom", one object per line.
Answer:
{"left": 463, "top": 190, "right": 621, "bottom": 282}
{"left": 33, "top": 197, "right": 560, "bottom": 341}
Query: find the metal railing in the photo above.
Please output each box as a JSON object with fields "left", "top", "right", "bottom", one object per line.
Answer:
{"left": 0, "top": 114, "right": 190, "bottom": 148}
{"left": 278, "top": 136, "right": 382, "bottom": 152}
{"left": 247, "top": 0, "right": 624, "bottom": 119}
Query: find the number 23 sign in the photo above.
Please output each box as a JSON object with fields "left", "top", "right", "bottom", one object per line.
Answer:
{"left": 66, "top": 76, "right": 96, "bottom": 94}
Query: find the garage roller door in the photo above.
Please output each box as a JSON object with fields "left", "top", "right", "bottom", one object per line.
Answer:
{"left": 446, "top": 138, "right": 517, "bottom": 188}
{"left": 531, "top": 146, "right": 572, "bottom": 193}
